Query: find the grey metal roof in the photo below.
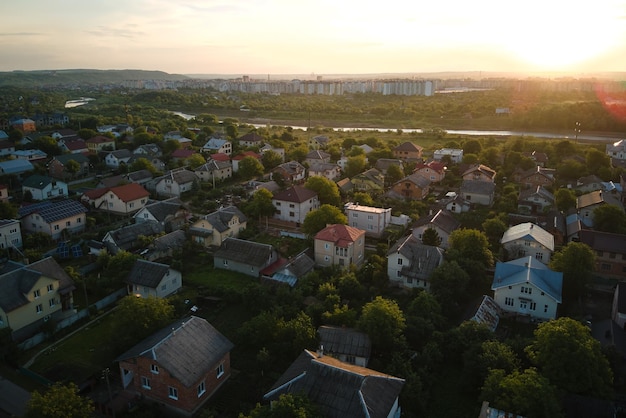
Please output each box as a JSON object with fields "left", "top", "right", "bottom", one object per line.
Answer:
{"left": 116, "top": 316, "right": 234, "bottom": 388}
{"left": 140, "top": 200, "right": 183, "bottom": 222}
{"left": 202, "top": 206, "right": 247, "bottom": 233}
{"left": 413, "top": 209, "right": 460, "bottom": 234}
{"left": 501, "top": 222, "right": 554, "bottom": 251}
{"left": 52, "top": 153, "right": 89, "bottom": 165}
{"left": 460, "top": 179, "right": 496, "bottom": 195}
{"left": 214, "top": 238, "right": 274, "bottom": 268}
{"left": 18, "top": 199, "right": 87, "bottom": 223}
{"left": 104, "top": 221, "right": 163, "bottom": 249}
{"left": 318, "top": 326, "right": 372, "bottom": 359}
{"left": 126, "top": 259, "right": 170, "bottom": 288}
{"left": 22, "top": 175, "right": 57, "bottom": 189}
{"left": 389, "top": 235, "right": 444, "bottom": 279}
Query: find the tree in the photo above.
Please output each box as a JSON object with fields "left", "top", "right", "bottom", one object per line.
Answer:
{"left": 554, "top": 188, "right": 577, "bottom": 212}
{"left": 26, "top": 382, "right": 94, "bottom": 418}
{"left": 357, "top": 296, "right": 406, "bottom": 353}
{"left": 238, "top": 156, "right": 264, "bottom": 180}
{"left": 482, "top": 217, "right": 507, "bottom": 252}
{"left": 549, "top": 241, "right": 595, "bottom": 302}
{"left": 385, "top": 164, "right": 404, "bottom": 186}
{"left": 593, "top": 204, "right": 626, "bottom": 234}
{"left": 32, "top": 136, "right": 61, "bottom": 156}
{"left": 130, "top": 157, "right": 157, "bottom": 174}
{"left": 421, "top": 227, "right": 442, "bottom": 246}
{"left": 525, "top": 317, "right": 613, "bottom": 397}
{"left": 302, "top": 204, "right": 347, "bottom": 235}
{"left": 304, "top": 176, "right": 341, "bottom": 207}
{"left": 77, "top": 128, "right": 97, "bottom": 139}
{"left": 344, "top": 155, "right": 367, "bottom": 178}
{"left": 262, "top": 150, "right": 283, "bottom": 171}
{"left": 64, "top": 159, "right": 81, "bottom": 179}
{"left": 405, "top": 291, "right": 445, "bottom": 348}
{"left": 246, "top": 188, "right": 277, "bottom": 220}
{"left": 0, "top": 201, "right": 17, "bottom": 219}
{"left": 240, "top": 393, "right": 323, "bottom": 418}
{"left": 586, "top": 148, "right": 610, "bottom": 174}
{"left": 429, "top": 261, "right": 471, "bottom": 316}
{"left": 447, "top": 228, "right": 494, "bottom": 283}
{"left": 351, "top": 191, "right": 373, "bottom": 206}
{"left": 186, "top": 153, "right": 206, "bottom": 169}
{"left": 480, "top": 368, "right": 562, "bottom": 418}
{"left": 462, "top": 340, "right": 520, "bottom": 390}
{"left": 463, "top": 139, "right": 482, "bottom": 155}
{"left": 111, "top": 296, "right": 175, "bottom": 348}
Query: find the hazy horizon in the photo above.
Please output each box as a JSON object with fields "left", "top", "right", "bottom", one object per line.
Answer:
{"left": 1, "top": 1, "right": 625, "bottom": 75}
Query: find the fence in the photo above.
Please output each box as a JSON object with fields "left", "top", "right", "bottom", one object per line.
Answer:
{"left": 279, "top": 230, "right": 307, "bottom": 239}
{"left": 17, "top": 288, "right": 127, "bottom": 351}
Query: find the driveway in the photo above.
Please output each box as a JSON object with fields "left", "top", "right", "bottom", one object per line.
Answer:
{"left": 0, "top": 375, "right": 30, "bottom": 417}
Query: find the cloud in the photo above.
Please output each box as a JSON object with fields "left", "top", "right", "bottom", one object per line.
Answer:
{"left": 84, "top": 25, "right": 145, "bottom": 39}
{"left": 0, "top": 32, "right": 43, "bottom": 37}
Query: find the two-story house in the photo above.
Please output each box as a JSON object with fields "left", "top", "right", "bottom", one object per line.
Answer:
{"left": 48, "top": 153, "right": 90, "bottom": 179}
{"left": 238, "top": 132, "right": 265, "bottom": 148}
{"left": 351, "top": 168, "right": 385, "bottom": 193}
{"left": 501, "top": 222, "right": 554, "bottom": 264}
{"left": 393, "top": 141, "right": 423, "bottom": 161}
{"left": 307, "top": 163, "right": 341, "bottom": 182}
{"left": 433, "top": 148, "right": 464, "bottom": 163}
{"left": 272, "top": 186, "right": 319, "bottom": 224}
{"left": 18, "top": 199, "right": 87, "bottom": 240}
{"left": 154, "top": 169, "right": 198, "bottom": 198}
{"left": 189, "top": 206, "right": 247, "bottom": 247}
{"left": 387, "top": 234, "right": 444, "bottom": 290}
{"left": 104, "top": 149, "right": 133, "bottom": 168}
{"left": 22, "top": 175, "right": 68, "bottom": 201}
{"left": 317, "top": 325, "right": 372, "bottom": 367}
{"left": 133, "top": 198, "right": 189, "bottom": 232}
{"left": 314, "top": 224, "right": 365, "bottom": 268}
{"left": 231, "top": 151, "right": 262, "bottom": 173}
{"left": 413, "top": 161, "right": 446, "bottom": 183}
{"left": 491, "top": 256, "right": 563, "bottom": 321}
{"left": 202, "top": 138, "right": 232, "bottom": 155}
{"left": 461, "top": 164, "right": 497, "bottom": 182}
{"left": 81, "top": 183, "right": 150, "bottom": 215}
{"left": 125, "top": 260, "right": 182, "bottom": 298}
{"left": 0, "top": 219, "right": 22, "bottom": 249}
{"left": 116, "top": 316, "right": 233, "bottom": 416}
{"left": 517, "top": 186, "right": 555, "bottom": 215}
{"left": 304, "top": 150, "right": 331, "bottom": 165}
{"left": 388, "top": 174, "right": 431, "bottom": 201}
{"left": 579, "top": 229, "right": 626, "bottom": 278}
{"left": 102, "top": 221, "right": 164, "bottom": 254}
{"left": 86, "top": 135, "right": 116, "bottom": 153}
{"left": 577, "top": 190, "right": 624, "bottom": 227}
{"left": 516, "top": 166, "right": 555, "bottom": 189}
{"left": 344, "top": 203, "right": 391, "bottom": 238}
{"left": 194, "top": 160, "right": 233, "bottom": 184}
{"left": 460, "top": 180, "right": 496, "bottom": 206}
{"left": 412, "top": 209, "right": 460, "bottom": 249}
{"left": 272, "top": 161, "right": 306, "bottom": 184}
{"left": 606, "top": 139, "right": 626, "bottom": 161}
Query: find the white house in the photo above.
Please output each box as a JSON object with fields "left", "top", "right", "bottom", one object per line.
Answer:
{"left": 433, "top": 148, "right": 464, "bottom": 163}
{"left": 18, "top": 199, "right": 87, "bottom": 240}
{"left": 22, "top": 175, "right": 68, "bottom": 201}
{"left": 387, "top": 234, "right": 444, "bottom": 290}
{"left": 81, "top": 183, "right": 150, "bottom": 215}
{"left": 104, "top": 149, "right": 133, "bottom": 168}
{"left": 606, "top": 139, "right": 626, "bottom": 161}
{"left": 491, "top": 256, "right": 563, "bottom": 321}
{"left": 412, "top": 209, "right": 460, "bottom": 249}
{"left": 344, "top": 203, "right": 391, "bottom": 238}
{"left": 0, "top": 219, "right": 22, "bottom": 249}
{"left": 125, "top": 259, "right": 182, "bottom": 298}
{"left": 460, "top": 180, "right": 496, "bottom": 206}
{"left": 202, "top": 137, "right": 232, "bottom": 155}
{"left": 272, "top": 185, "right": 319, "bottom": 224}
{"left": 154, "top": 168, "right": 197, "bottom": 198}
{"left": 501, "top": 222, "right": 554, "bottom": 264}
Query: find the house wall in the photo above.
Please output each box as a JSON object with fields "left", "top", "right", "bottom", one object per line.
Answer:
{"left": 0, "top": 222, "right": 22, "bottom": 249}
{"left": 412, "top": 225, "right": 451, "bottom": 248}
{"left": 214, "top": 252, "right": 276, "bottom": 277}
{"left": 346, "top": 208, "right": 391, "bottom": 238}
{"left": 102, "top": 192, "right": 147, "bottom": 215}
{"left": 314, "top": 236, "right": 365, "bottom": 268}
{"left": 502, "top": 239, "right": 552, "bottom": 264}
{"left": 494, "top": 283, "right": 557, "bottom": 320}
{"left": 594, "top": 249, "right": 626, "bottom": 278}
{"left": 273, "top": 197, "right": 319, "bottom": 224}
{"left": 22, "top": 213, "right": 86, "bottom": 240}
{"left": 461, "top": 191, "right": 493, "bottom": 206}
{"left": 23, "top": 182, "right": 68, "bottom": 201}
{"left": 387, "top": 251, "right": 433, "bottom": 290}
{"left": 3, "top": 277, "right": 61, "bottom": 332}
{"left": 462, "top": 172, "right": 494, "bottom": 183}
{"left": 521, "top": 174, "right": 553, "bottom": 189}
{"left": 393, "top": 149, "right": 421, "bottom": 160}
{"left": 119, "top": 352, "right": 231, "bottom": 415}
{"left": 415, "top": 168, "right": 444, "bottom": 183}
{"left": 390, "top": 181, "right": 428, "bottom": 200}
{"left": 195, "top": 167, "right": 232, "bottom": 183}
{"left": 156, "top": 179, "right": 194, "bottom": 198}
{"left": 130, "top": 269, "right": 182, "bottom": 298}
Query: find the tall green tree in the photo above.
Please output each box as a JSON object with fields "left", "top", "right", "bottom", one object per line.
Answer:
{"left": 240, "top": 393, "right": 323, "bottom": 418}
{"left": 526, "top": 317, "right": 613, "bottom": 397}
{"left": 246, "top": 188, "right": 277, "bottom": 220}
{"left": 344, "top": 155, "right": 367, "bottom": 178}
{"left": 429, "top": 261, "right": 471, "bottom": 316}
{"left": 385, "top": 163, "right": 404, "bottom": 186}
{"left": 549, "top": 242, "right": 595, "bottom": 302}
{"left": 304, "top": 176, "right": 341, "bottom": 207}
{"left": 421, "top": 227, "right": 442, "bottom": 246}
{"left": 111, "top": 296, "right": 175, "bottom": 348}
{"left": 357, "top": 296, "right": 406, "bottom": 353}
{"left": 554, "top": 188, "right": 577, "bottom": 212}
{"left": 593, "top": 204, "right": 626, "bottom": 234}
{"left": 26, "top": 382, "right": 94, "bottom": 418}
{"left": 447, "top": 228, "right": 494, "bottom": 285}
{"left": 238, "top": 156, "right": 264, "bottom": 180}
{"left": 261, "top": 150, "right": 283, "bottom": 171}
{"left": 302, "top": 204, "right": 347, "bottom": 235}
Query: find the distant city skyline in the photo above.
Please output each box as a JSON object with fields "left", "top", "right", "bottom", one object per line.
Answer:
{"left": 1, "top": 0, "right": 625, "bottom": 75}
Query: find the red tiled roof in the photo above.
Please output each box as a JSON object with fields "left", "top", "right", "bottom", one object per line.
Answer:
{"left": 232, "top": 151, "right": 261, "bottom": 161}
{"left": 314, "top": 224, "right": 365, "bottom": 247}
{"left": 82, "top": 183, "right": 149, "bottom": 202}
{"left": 272, "top": 185, "right": 317, "bottom": 203}
{"left": 82, "top": 187, "right": 109, "bottom": 200}
{"left": 171, "top": 149, "right": 195, "bottom": 158}
{"left": 210, "top": 153, "right": 230, "bottom": 162}
{"left": 64, "top": 139, "right": 88, "bottom": 151}
{"left": 86, "top": 135, "right": 114, "bottom": 144}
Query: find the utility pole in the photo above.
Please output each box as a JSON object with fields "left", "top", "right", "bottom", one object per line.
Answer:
{"left": 574, "top": 121, "right": 581, "bottom": 142}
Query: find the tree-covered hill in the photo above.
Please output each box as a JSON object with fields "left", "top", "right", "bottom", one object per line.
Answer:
{"left": 0, "top": 69, "right": 188, "bottom": 87}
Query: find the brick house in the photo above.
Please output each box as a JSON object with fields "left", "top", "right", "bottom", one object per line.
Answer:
{"left": 388, "top": 174, "right": 431, "bottom": 201}
{"left": 393, "top": 141, "right": 423, "bottom": 161}
{"left": 579, "top": 229, "right": 626, "bottom": 278}
{"left": 116, "top": 316, "right": 233, "bottom": 416}
{"left": 314, "top": 224, "right": 366, "bottom": 268}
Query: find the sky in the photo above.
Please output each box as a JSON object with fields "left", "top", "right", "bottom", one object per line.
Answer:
{"left": 1, "top": 0, "right": 625, "bottom": 76}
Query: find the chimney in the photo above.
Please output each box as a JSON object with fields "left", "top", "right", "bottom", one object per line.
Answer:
{"left": 317, "top": 345, "right": 324, "bottom": 357}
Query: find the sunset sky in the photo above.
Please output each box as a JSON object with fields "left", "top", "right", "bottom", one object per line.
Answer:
{"left": 1, "top": 0, "right": 625, "bottom": 76}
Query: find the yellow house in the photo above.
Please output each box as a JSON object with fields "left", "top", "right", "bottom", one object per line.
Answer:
{"left": 0, "top": 257, "right": 75, "bottom": 339}
{"left": 189, "top": 206, "right": 247, "bottom": 247}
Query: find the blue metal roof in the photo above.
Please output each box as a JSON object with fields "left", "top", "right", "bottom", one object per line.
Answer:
{"left": 491, "top": 256, "right": 563, "bottom": 303}
{"left": 0, "top": 159, "right": 34, "bottom": 174}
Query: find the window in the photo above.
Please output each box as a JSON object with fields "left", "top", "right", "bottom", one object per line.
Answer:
{"left": 141, "top": 376, "right": 151, "bottom": 389}
{"left": 346, "top": 355, "right": 356, "bottom": 364}
{"left": 197, "top": 381, "right": 206, "bottom": 398}
{"left": 33, "top": 289, "right": 40, "bottom": 299}
{"left": 367, "top": 215, "right": 373, "bottom": 220}
{"left": 289, "top": 204, "right": 295, "bottom": 208}
{"left": 54, "top": 225, "right": 60, "bottom": 231}
{"left": 544, "top": 305, "right": 549, "bottom": 313}
{"left": 161, "top": 284, "right": 167, "bottom": 291}
{"left": 289, "top": 211, "right": 295, "bottom": 217}
{"left": 504, "top": 297, "right": 514, "bottom": 306}
{"left": 216, "top": 363, "right": 225, "bottom": 378}
{"left": 168, "top": 386, "right": 178, "bottom": 400}
{"left": 521, "top": 286, "right": 532, "bottom": 294}
{"left": 352, "top": 222, "right": 357, "bottom": 227}
{"left": 601, "top": 263, "right": 612, "bottom": 271}
{"left": 535, "top": 252, "right": 543, "bottom": 261}
{"left": 223, "top": 259, "right": 228, "bottom": 266}
{"left": 151, "top": 364, "right": 159, "bottom": 374}
{"left": 49, "top": 299, "right": 55, "bottom": 308}
{"left": 77, "top": 217, "right": 82, "bottom": 223}
{"left": 47, "top": 284, "right": 54, "bottom": 293}
{"left": 36, "top": 304, "right": 43, "bottom": 314}
{"left": 530, "top": 302, "right": 536, "bottom": 310}
{"left": 397, "top": 271, "right": 402, "bottom": 277}
{"left": 397, "top": 258, "right": 403, "bottom": 265}
{"left": 520, "top": 300, "right": 528, "bottom": 310}
{"left": 324, "top": 243, "right": 330, "bottom": 250}
{"left": 352, "top": 213, "right": 358, "bottom": 218}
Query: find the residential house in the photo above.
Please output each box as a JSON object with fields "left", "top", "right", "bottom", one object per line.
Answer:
{"left": 194, "top": 160, "right": 232, "bottom": 184}
{"left": 0, "top": 257, "right": 75, "bottom": 340}
{"left": 0, "top": 184, "right": 8, "bottom": 202}
{"left": 189, "top": 206, "right": 247, "bottom": 247}
{"left": 491, "top": 256, "right": 563, "bottom": 320}
{"left": 393, "top": 141, "right": 423, "bottom": 161}
{"left": 0, "top": 159, "right": 34, "bottom": 177}
{"left": 0, "top": 219, "right": 22, "bottom": 249}
{"left": 272, "top": 185, "right": 319, "bottom": 224}
{"left": 264, "top": 349, "right": 404, "bottom": 418}
{"left": 351, "top": 168, "right": 385, "bottom": 193}
{"left": 59, "top": 138, "right": 88, "bottom": 154}
{"left": 272, "top": 161, "right": 306, "bottom": 184}
{"left": 357, "top": 144, "right": 374, "bottom": 154}
{"left": 259, "top": 145, "right": 285, "bottom": 162}
{"left": 317, "top": 325, "right": 372, "bottom": 367}
{"left": 461, "top": 164, "right": 497, "bottom": 183}
{"left": 126, "top": 169, "right": 154, "bottom": 187}
{"left": 143, "top": 230, "right": 186, "bottom": 261}
{"left": 47, "top": 153, "right": 90, "bottom": 179}
{"left": 412, "top": 209, "right": 460, "bottom": 248}
{"left": 574, "top": 175, "right": 604, "bottom": 194}
{"left": 81, "top": 183, "right": 150, "bottom": 215}
{"left": 516, "top": 166, "right": 555, "bottom": 189}
{"left": 433, "top": 148, "right": 464, "bottom": 163}
{"left": 232, "top": 151, "right": 262, "bottom": 173}
{"left": 579, "top": 230, "right": 626, "bottom": 278}
{"left": 460, "top": 180, "right": 496, "bottom": 206}
{"left": 125, "top": 259, "right": 182, "bottom": 298}
{"left": 202, "top": 137, "right": 232, "bottom": 155}
{"left": 11, "top": 149, "right": 47, "bottom": 163}
{"left": 522, "top": 151, "right": 549, "bottom": 167}
{"left": 612, "top": 283, "right": 626, "bottom": 330}
{"left": 606, "top": 139, "right": 626, "bottom": 161}
{"left": 247, "top": 180, "right": 280, "bottom": 196}
{"left": 469, "top": 295, "right": 502, "bottom": 332}
{"left": 0, "top": 141, "right": 16, "bottom": 156}
{"left": 116, "top": 316, "right": 233, "bottom": 416}
{"left": 374, "top": 158, "right": 404, "bottom": 174}
{"left": 97, "top": 175, "right": 127, "bottom": 189}
{"left": 50, "top": 129, "right": 78, "bottom": 140}
{"left": 388, "top": 173, "right": 431, "bottom": 201}
{"left": 105, "top": 149, "right": 133, "bottom": 169}
{"left": 133, "top": 144, "right": 162, "bottom": 158}
{"left": 336, "top": 178, "right": 353, "bottom": 195}
{"left": 263, "top": 251, "right": 315, "bottom": 287}
{"left": 0, "top": 131, "right": 7, "bottom": 140}
{"left": 501, "top": 222, "right": 555, "bottom": 264}
{"left": 22, "top": 175, "right": 68, "bottom": 201}
{"left": 314, "top": 224, "right": 365, "bottom": 268}
{"left": 307, "top": 162, "right": 341, "bottom": 181}
{"left": 443, "top": 192, "right": 471, "bottom": 214}
{"left": 517, "top": 186, "right": 555, "bottom": 214}
{"left": 134, "top": 198, "right": 189, "bottom": 232}
{"left": 238, "top": 132, "right": 264, "bottom": 148}
{"left": 171, "top": 149, "right": 196, "bottom": 164}
{"left": 86, "top": 135, "right": 116, "bottom": 153}
{"left": 577, "top": 190, "right": 624, "bottom": 227}
{"left": 413, "top": 161, "right": 446, "bottom": 183}
{"left": 154, "top": 169, "right": 198, "bottom": 198}
{"left": 305, "top": 150, "right": 331, "bottom": 165}
{"left": 213, "top": 238, "right": 278, "bottom": 277}
{"left": 10, "top": 118, "right": 36, "bottom": 133}
{"left": 102, "top": 221, "right": 164, "bottom": 254}
{"left": 344, "top": 203, "right": 391, "bottom": 238}
{"left": 309, "top": 135, "right": 330, "bottom": 149}
{"left": 387, "top": 234, "right": 444, "bottom": 290}
{"left": 18, "top": 199, "right": 87, "bottom": 240}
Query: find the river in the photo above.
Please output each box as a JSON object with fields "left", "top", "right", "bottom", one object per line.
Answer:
{"left": 169, "top": 111, "right": 623, "bottom": 142}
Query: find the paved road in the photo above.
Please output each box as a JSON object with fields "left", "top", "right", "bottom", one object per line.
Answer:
{"left": 0, "top": 375, "right": 30, "bottom": 417}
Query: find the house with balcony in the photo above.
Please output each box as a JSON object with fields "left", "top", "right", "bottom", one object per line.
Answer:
{"left": 413, "top": 161, "right": 446, "bottom": 183}
{"left": 272, "top": 185, "right": 319, "bottom": 224}
{"left": 314, "top": 224, "right": 365, "bottom": 268}
{"left": 388, "top": 174, "right": 431, "bottom": 201}
{"left": 461, "top": 164, "right": 496, "bottom": 183}
{"left": 202, "top": 137, "right": 232, "bottom": 155}
{"left": 344, "top": 203, "right": 391, "bottom": 238}
{"left": 18, "top": 199, "right": 87, "bottom": 240}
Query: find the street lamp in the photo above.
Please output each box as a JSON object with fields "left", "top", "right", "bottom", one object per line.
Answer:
{"left": 574, "top": 122, "right": 581, "bottom": 141}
